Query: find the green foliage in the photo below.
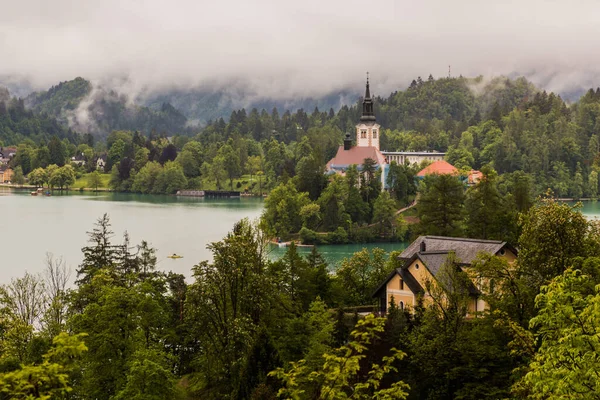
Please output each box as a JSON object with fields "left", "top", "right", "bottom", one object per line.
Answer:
{"left": 417, "top": 174, "right": 466, "bottom": 236}
{"left": 262, "top": 181, "right": 310, "bottom": 238}
{"left": 270, "top": 314, "right": 409, "bottom": 399}
{"left": 518, "top": 199, "right": 600, "bottom": 287}
{"left": 372, "top": 191, "right": 397, "bottom": 234}
{"left": 11, "top": 166, "right": 24, "bottom": 185}
{"left": 336, "top": 248, "right": 389, "bottom": 306}
{"left": 114, "top": 348, "right": 182, "bottom": 400}
{"left": 48, "top": 165, "right": 75, "bottom": 190}
{"left": 87, "top": 170, "right": 102, "bottom": 191}
{"left": 518, "top": 259, "right": 600, "bottom": 399}
{"left": 0, "top": 332, "right": 87, "bottom": 400}
{"left": 185, "top": 219, "right": 271, "bottom": 397}
{"left": 465, "top": 165, "right": 518, "bottom": 241}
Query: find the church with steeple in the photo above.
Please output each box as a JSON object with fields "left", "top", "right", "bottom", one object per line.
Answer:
{"left": 326, "top": 75, "right": 446, "bottom": 190}
{"left": 355, "top": 75, "right": 381, "bottom": 149}
{"left": 326, "top": 75, "right": 388, "bottom": 188}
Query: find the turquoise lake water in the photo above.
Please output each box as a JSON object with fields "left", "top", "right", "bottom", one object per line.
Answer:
{"left": 0, "top": 188, "right": 406, "bottom": 284}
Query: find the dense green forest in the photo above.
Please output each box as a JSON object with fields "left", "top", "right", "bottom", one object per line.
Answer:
{"left": 2, "top": 199, "right": 600, "bottom": 399}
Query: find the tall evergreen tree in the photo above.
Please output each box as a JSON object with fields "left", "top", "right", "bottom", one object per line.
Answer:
{"left": 417, "top": 174, "right": 465, "bottom": 237}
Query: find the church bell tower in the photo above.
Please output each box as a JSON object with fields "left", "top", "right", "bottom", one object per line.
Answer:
{"left": 355, "top": 74, "right": 381, "bottom": 150}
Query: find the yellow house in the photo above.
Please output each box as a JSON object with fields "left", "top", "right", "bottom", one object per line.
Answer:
{"left": 372, "top": 236, "right": 517, "bottom": 314}
{"left": 0, "top": 167, "right": 13, "bottom": 183}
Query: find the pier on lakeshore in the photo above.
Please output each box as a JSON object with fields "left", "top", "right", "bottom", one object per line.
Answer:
{"left": 176, "top": 190, "right": 241, "bottom": 198}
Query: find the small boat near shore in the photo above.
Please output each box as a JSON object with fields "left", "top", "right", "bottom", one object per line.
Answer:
{"left": 167, "top": 254, "right": 183, "bottom": 259}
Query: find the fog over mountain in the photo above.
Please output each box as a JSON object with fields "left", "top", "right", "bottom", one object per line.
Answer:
{"left": 2, "top": 0, "right": 600, "bottom": 99}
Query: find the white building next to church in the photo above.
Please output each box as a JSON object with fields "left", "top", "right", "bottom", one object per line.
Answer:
{"left": 382, "top": 151, "right": 445, "bottom": 166}
{"left": 326, "top": 77, "right": 446, "bottom": 189}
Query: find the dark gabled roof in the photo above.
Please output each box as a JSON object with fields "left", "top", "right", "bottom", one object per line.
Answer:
{"left": 415, "top": 251, "right": 454, "bottom": 277}
{"left": 372, "top": 259, "right": 425, "bottom": 298}
{"left": 372, "top": 235, "right": 516, "bottom": 299}
{"left": 399, "top": 267, "right": 423, "bottom": 293}
{"left": 400, "top": 236, "right": 517, "bottom": 265}
{"left": 408, "top": 251, "right": 479, "bottom": 295}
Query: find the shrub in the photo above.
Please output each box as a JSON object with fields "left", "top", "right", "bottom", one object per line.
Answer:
{"left": 327, "top": 227, "right": 349, "bottom": 244}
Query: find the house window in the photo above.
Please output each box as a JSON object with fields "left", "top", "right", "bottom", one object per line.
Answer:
{"left": 361, "top": 130, "right": 367, "bottom": 138}
{"left": 400, "top": 301, "right": 404, "bottom": 310}
{"left": 499, "top": 248, "right": 506, "bottom": 256}
{"left": 399, "top": 279, "right": 404, "bottom": 290}
{"left": 373, "top": 129, "right": 378, "bottom": 138}
{"left": 415, "top": 263, "right": 419, "bottom": 269}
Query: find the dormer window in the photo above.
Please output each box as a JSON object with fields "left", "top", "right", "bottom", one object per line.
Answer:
{"left": 399, "top": 279, "right": 404, "bottom": 290}
{"left": 361, "top": 130, "right": 367, "bottom": 138}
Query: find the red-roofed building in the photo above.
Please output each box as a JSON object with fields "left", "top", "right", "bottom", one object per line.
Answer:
{"left": 467, "top": 170, "right": 483, "bottom": 185}
{"left": 326, "top": 145, "right": 387, "bottom": 171}
{"left": 416, "top": 160, "right": 458, "bottom": 177}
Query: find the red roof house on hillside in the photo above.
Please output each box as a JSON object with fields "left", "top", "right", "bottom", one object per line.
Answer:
{"left": 467, "top": 169, "right": 483, "bottom": 185}
{"left": 417, "top": 160, "right": 458, "bottom": 177}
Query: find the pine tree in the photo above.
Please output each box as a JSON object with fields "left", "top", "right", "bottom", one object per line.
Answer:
{"left": 417, "top": 174, "right": 465, "bottom": 237}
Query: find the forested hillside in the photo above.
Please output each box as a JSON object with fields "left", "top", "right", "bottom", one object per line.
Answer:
{"left": 200, "top": 75, "right": 598, "bottom": 197}
{"left": 25, "top": 78, "right": 189, "bottom": 137}
{"left": 0, "top": 95, "right": 79, "bottom": 145}
{"left": 143, "top": 87, "right": 355, "bottom": 126}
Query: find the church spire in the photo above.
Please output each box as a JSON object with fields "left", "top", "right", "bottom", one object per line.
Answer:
{"left": 360, "top": 72, "right": 376, "bottom": 122}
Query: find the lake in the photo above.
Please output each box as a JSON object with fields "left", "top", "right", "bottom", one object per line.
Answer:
{"left": 575, "top": 200, "right": 600, "bottom": 219}
{"left": 0, "top": 187, "right": 406, "bottom": 284}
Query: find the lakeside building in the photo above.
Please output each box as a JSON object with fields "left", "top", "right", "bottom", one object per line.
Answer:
{"left": 372, "top": 236, "right": 517, "bottom": 315}
{"left": 0, "top": 146, "right": 17, "bottom": 165}
{"left": 326, "top": 77, "right": 446, "bottom": 188}
{"left": 0, "top": 167, "right": 13, "bottom": 183}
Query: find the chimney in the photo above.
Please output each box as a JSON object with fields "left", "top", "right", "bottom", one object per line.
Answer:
{"left": 344, "top": 133, "right": 352, "bottom": 150}
{"left": 420, "top": 241, "right": 426, "bottom": 253}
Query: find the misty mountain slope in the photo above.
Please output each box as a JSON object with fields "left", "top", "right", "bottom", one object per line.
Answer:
{"left": 142, "top": 88, "right": 356, "bottom": 125}
{"left": 24, "top": 78, "right": 188, "bottom": 137}
{"left": 26, "top": 77, "right": 92, "bottom": 116}
{"left": 0, "top": 97, "right": 78, "bottom": 145}
{"left": 0, "top": 87, "right": 10, "bottom": 104}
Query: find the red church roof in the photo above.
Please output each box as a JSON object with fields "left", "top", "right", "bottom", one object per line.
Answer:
{"left": 327, "top": 146, "right": 387, "bottom": 169}
{"left": 417, "top": 160, "right": 458, "bottom": 177}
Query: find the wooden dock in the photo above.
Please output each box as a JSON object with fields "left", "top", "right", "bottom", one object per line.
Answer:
{"left": 176, "top": 190, "right": 241, "bottom": 198}
{"left": 270, "top": 240, "right": 314, "bottom": 248}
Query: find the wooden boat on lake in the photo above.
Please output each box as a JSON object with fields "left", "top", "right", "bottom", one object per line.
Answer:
{"left": 167, "top": 254, "right": 183, "bottom": 259}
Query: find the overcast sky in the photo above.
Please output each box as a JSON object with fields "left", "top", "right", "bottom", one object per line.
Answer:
{"left": 1, "top": 0, "right": 600, "bottom": 97}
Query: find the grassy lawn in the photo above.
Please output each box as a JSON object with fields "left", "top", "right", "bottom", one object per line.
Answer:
{"left": 72, "top": 173, "right": 111, "bottom": 189}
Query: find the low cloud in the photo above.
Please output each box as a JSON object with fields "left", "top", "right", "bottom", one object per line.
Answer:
{"left": 1, "top": 0, "right": 600, "bottom": 98}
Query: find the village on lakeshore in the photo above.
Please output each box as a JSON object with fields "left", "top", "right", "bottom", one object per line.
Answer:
{"left": 3, "top": 71, "right": 600, "bottom": 399}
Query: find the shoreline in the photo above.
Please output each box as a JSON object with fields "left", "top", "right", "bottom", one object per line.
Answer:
{"left": 0, "top": 184, "right": 265, "bottom": 197}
